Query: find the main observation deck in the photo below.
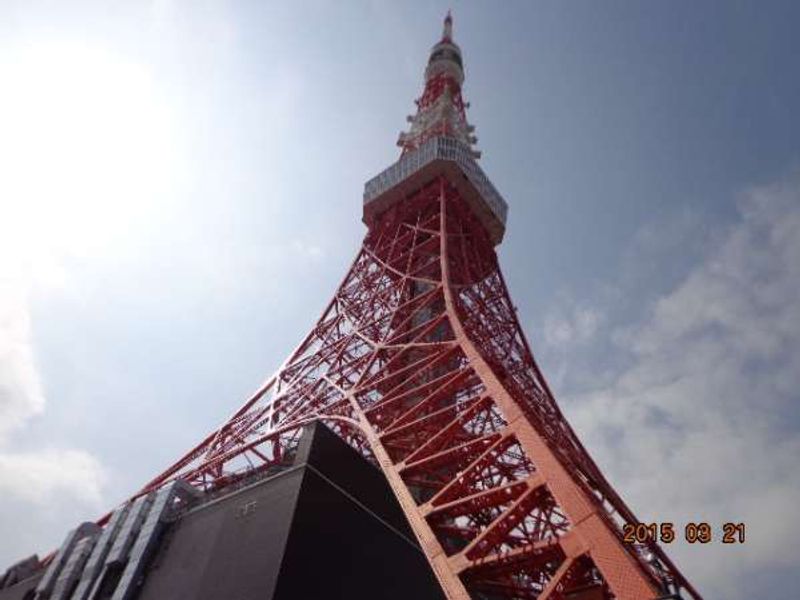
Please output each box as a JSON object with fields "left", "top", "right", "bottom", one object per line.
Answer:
{"left": 363, "top": 136, "right": 508, "bottom": 245}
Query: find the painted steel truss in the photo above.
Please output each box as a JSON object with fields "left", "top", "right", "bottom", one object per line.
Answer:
{"left": 133, "top": 177, "right": 699, "bottom": 600}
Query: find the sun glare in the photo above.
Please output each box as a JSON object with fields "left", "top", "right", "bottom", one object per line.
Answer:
{"left": 0, "top": 41, "right": 178, "bottom": 281}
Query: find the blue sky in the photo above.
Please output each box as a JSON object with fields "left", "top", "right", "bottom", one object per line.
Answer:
{"left": 0, "top": 2, "right": 798, "bottom": 598}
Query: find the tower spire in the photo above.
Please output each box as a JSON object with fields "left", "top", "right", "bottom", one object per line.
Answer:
{"left": 398, "top": 11, "right": 480, "bottom": 158}
{"left": 442, "top": 10, "right": 453, "bottom": 41}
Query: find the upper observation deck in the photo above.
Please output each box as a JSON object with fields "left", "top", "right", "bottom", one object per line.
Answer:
{"left": 362, "top": 136, "right": 508, "bottom": 245}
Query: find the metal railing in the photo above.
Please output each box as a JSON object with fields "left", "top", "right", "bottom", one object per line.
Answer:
{"left": 363, "top": 136, "right": 508, "bottom": 226}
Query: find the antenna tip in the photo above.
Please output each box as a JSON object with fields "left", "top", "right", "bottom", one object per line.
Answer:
{"left": 442, "top": 10, "right": 453, "bottom": 41}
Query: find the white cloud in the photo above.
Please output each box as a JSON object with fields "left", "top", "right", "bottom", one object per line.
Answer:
{"left": 0, "top": 272, "right": 107, "bottom": 567}
{"left": 0, "top": 38, "right": 180, "bottom": 541}
{"left": 0, "top": 42, "right": 118, "bottom": 556}
{"left": 0, "top": 270, "right": 107, "bottom": 565}
{"left": 291, "top": 239, "right": 325, "bottom": 261}
{"left": 0, "top": 449, "right": 106, "bottom": 506}
{"left": 563, "top": 174, "right": 800, "bottom": 598}
{"left": 0, "top": 279, "right": 45, "bottom": 440}
{"left": 543, "top": 302, "right": 601, "bottom": 348}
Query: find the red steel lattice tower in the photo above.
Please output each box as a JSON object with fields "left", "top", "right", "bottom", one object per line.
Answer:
{"left": 133, "top": 13, "right": 701, "bottom": 600}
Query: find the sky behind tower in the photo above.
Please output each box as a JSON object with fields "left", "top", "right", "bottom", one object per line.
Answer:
{"left": 1, "top": 2, "right": 799, "bottom": 598}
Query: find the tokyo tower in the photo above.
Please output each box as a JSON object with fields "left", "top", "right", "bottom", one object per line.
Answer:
{"left": 137, "top": 12, "right": 700, "bottom": 600}
{"left": 9, "top": 12, "right": 702, "bottom": 600}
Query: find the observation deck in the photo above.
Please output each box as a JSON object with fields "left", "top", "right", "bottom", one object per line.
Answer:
{"left": 363, "top": 136, "right": 508, "bottom": 245}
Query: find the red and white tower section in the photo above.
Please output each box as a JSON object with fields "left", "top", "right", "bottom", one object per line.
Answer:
{"left": 397, "top": 12, "right": 480, "bottom": 159}
{"left": 26, "top": 14, "right": 703, "bottom": 600}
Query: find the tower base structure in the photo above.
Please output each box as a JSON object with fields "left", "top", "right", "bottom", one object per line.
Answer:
{"left": 0, "top": 422, "right": 444, "bottom": 600}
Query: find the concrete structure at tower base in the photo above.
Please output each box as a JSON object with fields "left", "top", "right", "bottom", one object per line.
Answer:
{"left": 0, "top": 423, "right": 444, "bottom": 600}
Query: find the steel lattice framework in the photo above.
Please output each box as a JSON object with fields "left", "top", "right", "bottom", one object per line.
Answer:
{"left": 121, "top": 13, "right": 700, "bottom": 600}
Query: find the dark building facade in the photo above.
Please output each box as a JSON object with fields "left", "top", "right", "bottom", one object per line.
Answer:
{"left": 0, "top": 423, "right": 444, "bottom": 600}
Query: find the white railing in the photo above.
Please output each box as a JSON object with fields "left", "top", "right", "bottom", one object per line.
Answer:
{"left": 363, "top": 136, "right": 508, "bottom": 226}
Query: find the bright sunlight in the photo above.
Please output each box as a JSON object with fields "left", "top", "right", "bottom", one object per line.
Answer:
{"left": 0, "top": 41, "right": 178, "bottom": 284}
